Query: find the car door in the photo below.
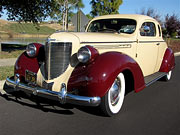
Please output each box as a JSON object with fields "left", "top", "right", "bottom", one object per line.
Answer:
{"left": 136, "top": 21, "right": 159, "bottom": 77}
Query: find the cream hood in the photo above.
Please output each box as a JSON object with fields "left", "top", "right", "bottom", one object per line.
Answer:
{"left": 49, "top": 32, "right": 137, "bottom": 44}
{"left": 71, "top": 32, "right": 137, "bottom": 43}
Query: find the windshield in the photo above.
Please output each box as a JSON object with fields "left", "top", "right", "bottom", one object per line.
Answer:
{"left": 87, "top": 19, "right": 136, "bottom": 34}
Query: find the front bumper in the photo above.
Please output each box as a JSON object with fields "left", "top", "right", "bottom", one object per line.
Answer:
{"left": 5, "top": 77, "right": 101, "bottom": 107}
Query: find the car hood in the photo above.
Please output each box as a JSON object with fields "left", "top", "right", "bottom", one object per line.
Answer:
{"left": 49, "top": 32, "right": 136, "bottom": 44}
{"left": 70, "top": 32, "right": 137, "bottom": 44}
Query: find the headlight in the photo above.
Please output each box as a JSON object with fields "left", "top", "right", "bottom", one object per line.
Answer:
{"left": 77, "top": 47, "right": 91, "bottom": 63}
{"left": 26, "top": 43, "right": 37, "bottom": 57}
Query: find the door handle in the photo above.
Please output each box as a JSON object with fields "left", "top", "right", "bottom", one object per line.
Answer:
{"left": 156, "top": 43, "right": 160, "bottom": 46}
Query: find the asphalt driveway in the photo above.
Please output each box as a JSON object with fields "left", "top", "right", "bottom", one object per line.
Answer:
{"left": 0, "top": 56, "right": 180, "bottom": 135}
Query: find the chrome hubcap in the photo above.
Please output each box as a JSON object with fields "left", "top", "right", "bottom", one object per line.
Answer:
{"left": 110, "top": 78, "right": 121, "bottom": 106}
{"left": 167, "top": 71, "right": 172, "bottom": 80}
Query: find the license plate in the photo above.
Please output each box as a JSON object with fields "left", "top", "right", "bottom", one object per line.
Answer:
{"left": 25, "top": 70, "right": 37, "bottom": 84}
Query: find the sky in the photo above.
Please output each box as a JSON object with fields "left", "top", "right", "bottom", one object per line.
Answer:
{"left": 1, "top": 0, "right": 180, "bottom": 20}
{"left": 82, "top": 0, "right": 180, "bottom": 19}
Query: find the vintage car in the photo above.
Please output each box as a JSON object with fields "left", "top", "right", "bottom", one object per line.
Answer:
{"left": 4, "top": 14, "right": 175, "bottom": 116}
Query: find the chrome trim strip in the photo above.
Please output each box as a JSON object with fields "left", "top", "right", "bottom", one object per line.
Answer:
{"left": 6, "top": 77, "right": 101, "bottom": 107}
{"left": 94, "top": 44, "right": 132, "bottom": 49}
{"left": 48, "top": 42, "right": 51, "bottom": 80}
{"left": 139, "top": 41, "right": 165, "bottom": 43}
{"left": 80, "top": 41, "right": 137, "bottom": 44}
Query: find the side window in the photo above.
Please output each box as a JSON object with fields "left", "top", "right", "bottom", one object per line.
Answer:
{"left": 140, "top": 22, "right": 156, "bottom": 37}
{"left": 158, "top": 25, "right": 162, "bottom": 37}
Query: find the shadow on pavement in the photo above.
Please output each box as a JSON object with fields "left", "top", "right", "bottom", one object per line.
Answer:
{"left": 1, "top": 83, "right": 106, "bottom": 117}
{"left": 1, "top": 89, "right": 74, "bottom": 115}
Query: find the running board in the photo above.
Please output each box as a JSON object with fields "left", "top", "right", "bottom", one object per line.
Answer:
{"left": 144, "top": 72, "right": 167, "bottom": 86}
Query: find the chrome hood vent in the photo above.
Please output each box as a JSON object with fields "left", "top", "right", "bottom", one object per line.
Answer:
{"left": 45, "top": 42, "right": 72, "bottom": 80}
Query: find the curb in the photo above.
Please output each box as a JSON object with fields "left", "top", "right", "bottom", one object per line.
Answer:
{"left": 174, "top": 52, "right": 180, "bottom": 57}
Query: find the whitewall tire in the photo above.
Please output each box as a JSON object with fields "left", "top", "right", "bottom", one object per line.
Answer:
{"left": 100, "top": 73, "right": 125, "bottom": 116}
{"left": 162, "top": 70, "right": 172, "bottom": 81}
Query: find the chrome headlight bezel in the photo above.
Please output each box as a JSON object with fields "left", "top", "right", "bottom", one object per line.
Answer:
{"left": 26, "top": 43, "right": 37, "bottom": 57}
{"left": 77, "top": 46, "right": 91, "bottom": 63}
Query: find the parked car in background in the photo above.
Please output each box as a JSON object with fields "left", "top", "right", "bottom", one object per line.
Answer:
{"left": 4, "top": 14, "right": 175, "bottom": 116}
{"left": 175, "top": 35, "right": 180, "bottom": 39}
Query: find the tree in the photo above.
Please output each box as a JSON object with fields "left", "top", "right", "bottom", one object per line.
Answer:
{"left": 0, "top": 0, "right": 84, "bottom": 30}
{"left": 50, "top": 0, "right": 84, "bottom": 30}
{"left": 86, "top": 14, "right": 93, "bottom": 20}
{"left": 0, "top": 0, "right": 52, "bottom": 23}
{"left": 0, "top": 0, "right": 5, "bottom": 17}
{"left": 164, "top": 14, "right": 180, "bottom": 37}
{"left": 90, "top": 0, "right": 123, "bottom": 17}
{"left": 138, "top": 8, "right": 162, "bottom": 25}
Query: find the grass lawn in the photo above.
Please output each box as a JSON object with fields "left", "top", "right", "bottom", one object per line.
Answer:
{"left": 2, "top": 23, "right": 56, "bottom": 35}
{"left": 0, "top": 50, "right": 24, "bottom": 59}
{"left": 0, "top": 66, "right": 14, "bottom": 80}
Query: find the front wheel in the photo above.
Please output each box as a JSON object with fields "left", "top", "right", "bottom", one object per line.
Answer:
{"left": 100, "top": 73, "right": 125, "bottom": 116}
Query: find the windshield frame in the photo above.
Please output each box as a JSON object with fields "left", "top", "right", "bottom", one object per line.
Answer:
{"left": 86, "top": 18, "right": 137, "bottom": 34}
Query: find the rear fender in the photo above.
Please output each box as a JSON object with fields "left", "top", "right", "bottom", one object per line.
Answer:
{"left": 159, "top": 48, "right": 175, "bottom": 73}
{"left": 68, "top": 52, "right": 145, "bottom": 97}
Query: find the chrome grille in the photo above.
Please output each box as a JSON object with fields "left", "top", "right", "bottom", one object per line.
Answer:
{"left": 45, "top": 42, "right": 72, "bottom": 80}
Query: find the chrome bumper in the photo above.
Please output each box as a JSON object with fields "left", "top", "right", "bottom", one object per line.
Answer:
{"left": 5, "top": 77, "right": 101, "bottom": 107}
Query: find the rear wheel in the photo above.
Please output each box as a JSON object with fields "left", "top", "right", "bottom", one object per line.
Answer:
{"left": 100, "top": 73, "right": 125, "bottom": 116}
{"left": 162, "top": 70, "right": 172, "bottom": 81}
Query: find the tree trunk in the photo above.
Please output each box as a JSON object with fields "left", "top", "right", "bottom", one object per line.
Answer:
{"left": 65, "top": 0, "right": 68, "bottom": 31}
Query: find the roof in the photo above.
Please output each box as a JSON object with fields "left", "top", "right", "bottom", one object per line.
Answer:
{"left": 91, "top": 14, "right": 157, "bottom": 22}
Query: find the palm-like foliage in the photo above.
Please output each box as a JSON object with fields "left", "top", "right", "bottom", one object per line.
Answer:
{"left": 90, "top": 0, "right": 123, "bottom": 17}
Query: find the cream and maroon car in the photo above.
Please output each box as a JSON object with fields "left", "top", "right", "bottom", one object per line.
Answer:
{"left": 5, "top": 14, "right": 175, "bottom": 116}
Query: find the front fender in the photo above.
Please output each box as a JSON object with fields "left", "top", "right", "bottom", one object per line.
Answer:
{"left": 14, "top": 43, "right": 44, "bottom": 81}
{"left": 15, "top": 53, "right": 40, "bottom": 81}
{"left": 68, "top": 52, "right": 145, "bottom": 97}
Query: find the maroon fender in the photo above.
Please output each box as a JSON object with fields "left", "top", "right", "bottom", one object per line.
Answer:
{"left": 68, "top": 52, "right": 145, "bottom": 97}
{"left": 15, "top": 43, "right": 44, "bottom": 81}
{"left": 159, "top": 48, "right": 175, "bottom": 73}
